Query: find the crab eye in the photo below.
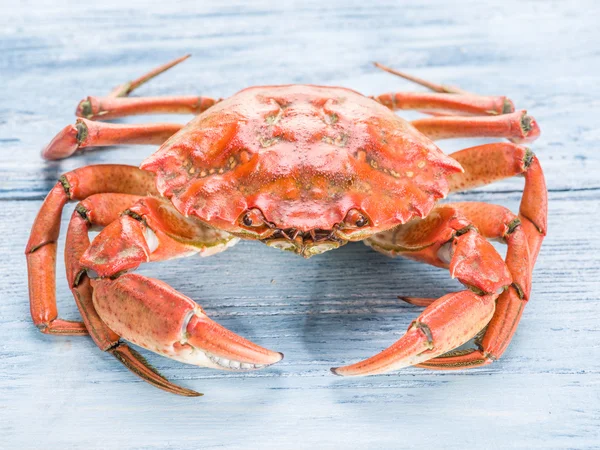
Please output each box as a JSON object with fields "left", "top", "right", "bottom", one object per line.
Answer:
{"left": 344, "top": 209, "right": 368, "bottom": 228}
{"left": 241, "top": 208, "right": 266, "bottom": 228}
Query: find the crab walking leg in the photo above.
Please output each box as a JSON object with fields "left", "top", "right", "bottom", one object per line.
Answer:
{"left": 42, "top": 118, "right": 183, "bottom": 160}
{"left": 334, "top": 207, "right": 515, "bottom": 376}
{"left": 25, "top": 165, "right": 157, "bottom": 335}
{"left": 515, "top": 157, "right": 547, "bottom": 266}
{"left": 411, "top": 110, "right": 540, "bottom": 144}
{"left": 76, "top": 95, "right": 217, "bottom": 121}
{"left": 374, "top": 62, "right": 468, "bottom": 94}
{"left": 447, "top": 143, "right": 548, "bottom": 266}
{"left": 397, "top": 296, "right": 437, "bottom": 307}
{"left": 448, "top": 142, "right": 532, "bottom": 192}
{"left": 45, "top": 55, "right": 216, "bottom": 159}
{"left": 108, "top": 54, "right": 191, "bottom": 98}
{"left": 64, "top": 193, "right": 202, "bottom": 396}
{"left": 74, "top": 55, "right": 217, "bottom": 120}
{"left": 74, "top": 196, "right": 281, "bottom": 375}
{"left": 374, "top": 92, "right": 514, "bottom": 117}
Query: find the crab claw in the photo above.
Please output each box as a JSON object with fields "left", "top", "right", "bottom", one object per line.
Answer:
{"left": 331, "top": 290, "right": 496, "bottom": 376}
{"left": 91, "top": 274, "right": 283, "bottom": 371}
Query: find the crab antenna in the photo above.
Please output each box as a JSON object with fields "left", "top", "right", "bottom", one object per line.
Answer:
{"left": 373, "top": 62, "right": 468, "bottom": 94}
{"left": 109, "top": 54, "right": 192, "bottom": 98}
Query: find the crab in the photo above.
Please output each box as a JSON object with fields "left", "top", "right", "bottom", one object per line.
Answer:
{"left": 26, "top": 56, "right": 547, "bottom": 396}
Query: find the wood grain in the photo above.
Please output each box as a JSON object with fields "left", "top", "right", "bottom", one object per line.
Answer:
{"left": 1, "top": 0, "right": 599, "bottom": 448}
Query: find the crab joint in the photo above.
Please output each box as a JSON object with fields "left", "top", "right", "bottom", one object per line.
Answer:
{"left": 413, "top": 321, "right": 435, "bottom": 350}
{"left": 506, "top": 218, "right": 521, "bottom": 235}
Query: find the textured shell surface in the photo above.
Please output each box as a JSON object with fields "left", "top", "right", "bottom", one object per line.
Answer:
{"left": 141, "top": 85, "right": 462, "bottom": 236}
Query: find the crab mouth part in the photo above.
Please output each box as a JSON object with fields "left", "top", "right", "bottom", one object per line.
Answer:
{"left": 262, "top": 228, "right": 346, "bottom": 257}
{"left": 271, "top": 228, "right": 339, "bottom": 242}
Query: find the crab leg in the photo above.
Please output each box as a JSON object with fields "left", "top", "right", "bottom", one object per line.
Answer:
{"left": 65, "top": 193, "right": 140, "bottom": 344}
{"left": 26, "top": 165, "right": 157, "bottom": 335}
{"left": 42, "top": 119, "right": 183, "bottom": 160}
{"left": 65, "top": 192, "right": 197, "bottom": 396}
{"left": 334, "top": 291, "right": 497, "bottom": 376}
{"left": 362, "top": 142, "right": 546, "bottom": 371}
{"left": 412, "top": 152, "right": 546, "bottom": 369}
{"left": 410, "top": 110, "right": 540, "bottom": 144}
{"left": 412, "top": 203, "right": 532, "bottom": 369}
{"left": 64, "top": 193, "right": 201, "bottom": 396}
{"left": 43, "top": 55, "right": 220, "bottom": 160}
{"left": 64, "top": 194, "right": 277, "bottom": 396}
{"left": 76, "top": 196, "right": 280, "bottom": 375}
{"left": 448, "top": 142, "right": 531, "bottom": 192}
{"left": 374, "top": 62, "right": 468, "bottom": 94}
{"left": 447, "top": 142, "right": 547, "bottom": 265}
{"left": 76, "top": 55, "right": 217, "bottom": 120}
{"left": 375, "top": 63, "right": 540, "bottom": 142}
{"left": 397, "top": 296, "right": 437, "bottom": 307}
{"left": 374, "top": 92, "right": 513, "bottom": 117}
{"left": 76, "top": 95, "right": 217, "bottom": 121}
{"left": 109, "top": 54, "right": 191, "bottom": 98}
{"left": 28, "top": 163, "right": 280, "bottom": 395}
{"left": 334, "top": 206, "right": 515, "bottom": 376}
{"left": 519, "top": 156, "right": 547, "bottom": 266}
{"left": 373, "top": 62, "right": 515, "bottom": 116}
{"left": 375, "top": 63, "right": 559, "bottom": 129}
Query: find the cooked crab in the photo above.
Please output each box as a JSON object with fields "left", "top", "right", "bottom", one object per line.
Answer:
{"left": 26, "top": 56, "right": 547, "bottom": 396}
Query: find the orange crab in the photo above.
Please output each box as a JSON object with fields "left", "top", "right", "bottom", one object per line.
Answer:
{"left": 26, "top": 56, "right": 547, "bottom": 396}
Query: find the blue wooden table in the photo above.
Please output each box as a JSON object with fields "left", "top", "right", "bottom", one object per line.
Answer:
{"left": 1, "top": 1, "right": 599, "bottom": 448}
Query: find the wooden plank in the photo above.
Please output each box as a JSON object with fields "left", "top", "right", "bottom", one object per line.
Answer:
{"left": 1, "top": 0, "right": 599, "bottom": 448}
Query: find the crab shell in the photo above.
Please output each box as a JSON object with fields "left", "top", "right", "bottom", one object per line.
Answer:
{"left": 141, "top": 85, "right": 462, "bottom": 256}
